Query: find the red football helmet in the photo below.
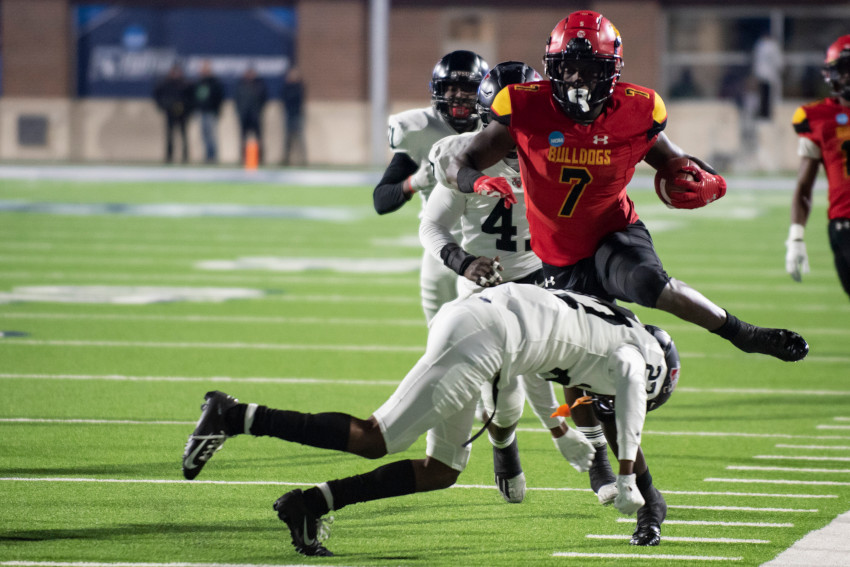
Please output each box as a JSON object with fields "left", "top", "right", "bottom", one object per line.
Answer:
{"left": 823, "top": 35, "right": 850, "bottom": 99}
{"left": 543, "top": 11, "right": 623, "bottom": 120}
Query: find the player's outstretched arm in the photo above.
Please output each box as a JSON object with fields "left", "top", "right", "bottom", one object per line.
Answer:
{"left": 445, "top": 121, "right": 515, "bottom": 189}
{"left": 786, "top": 156, "right": 819, "bottom": 281}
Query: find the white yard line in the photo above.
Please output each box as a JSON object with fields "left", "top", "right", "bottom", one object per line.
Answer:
{"left": 552, "top": 552, "right": 741, "bottom": 561}
{"left": 727, "top": 465, "right": 850, "bottom": 474}
{"left": 667, "top": 505, "right": 816, "bottom": 513}
{"left": 2, "top": 312, "right": 424, "bottom": 326}
{"left": 0, "top": 375, "right": 401, "bottom": 386}
{"left": 754, "top": 455, "right": 850, "bottom": 462}
{"left": 706, "top": 477, "right": 850, "bottom": 486}
{"left": 586, "top": 534, "right": 770, "bottom": 544}
{"left": 617, "top": 518, "right": 793, "bottom": 528}
{"left": 2, "top": 339, "right": 423, "bottom": 353}
{"left": 775, "top": 444, "right": 850, "bottom": 450}
{"left": 1, "top": 563, "right": 331, "bottom": 567}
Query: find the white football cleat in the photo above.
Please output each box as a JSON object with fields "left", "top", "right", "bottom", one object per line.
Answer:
{"left": 496, "top": 472, "right": 526, "bottom": 503}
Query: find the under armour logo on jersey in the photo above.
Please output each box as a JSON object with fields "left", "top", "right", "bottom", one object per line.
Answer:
{"left": 593, "top": 135, "right": 609, "bottom": 145}
{"left": 543, "top": 276, "right": 556, "bottom": 288}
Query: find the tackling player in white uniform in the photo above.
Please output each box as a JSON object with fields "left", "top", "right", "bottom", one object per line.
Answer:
{"left": 181, "top": 283, "right": 681, "bottom": 557}
{"left": 373, "top": 50, "right": 489, "bottom": 323}
{"left": 421, "top": 62, "right": 559, "bottom": 504}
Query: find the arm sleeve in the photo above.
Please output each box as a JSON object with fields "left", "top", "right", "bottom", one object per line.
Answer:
{"left": 520, "top": 374, "right": 563, "bottom": 430}
{"left": 608, "top": 345, "right": 649, "bottom": 463}
{"left": 419, "top": 185, "right": 475, "bottom": 274}
{"left": 373, "top": 152, "right": 419, "bottom": 214}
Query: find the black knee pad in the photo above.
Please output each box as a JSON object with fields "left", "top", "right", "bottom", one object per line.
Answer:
{"left": 627, "top": 264, "right": 669, "bottom": 307}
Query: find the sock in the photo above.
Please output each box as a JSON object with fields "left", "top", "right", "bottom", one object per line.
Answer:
{"left": 577, "top": 425, "right": 607, "bottom": 448}
{"left": 222, "top": 403, "right": 257, "bottom": 435}
{"left": 710, "top": 310, "right": 742, "bottom": 339}
{"left": 636, "top": 468, "right": 654, "bottom": 498}
{"left": 323, "top": 460, "right": 417, "bottom": 512}
{"left": 301, "top": 484, "right": 333, "bottom": 517}
{"left": 231, "top": 405, "right": 351, "bottom": 451}
{"left": 488, "top": 431, "right": 516, "bottom": 450}
{"left": 491, "top": 434, "right": 522, "bottom": 478}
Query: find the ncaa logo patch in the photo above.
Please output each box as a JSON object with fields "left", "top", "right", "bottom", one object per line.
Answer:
{"left": 837, "top": 113, "right": 849, "bottom": 125}
{"left": 549, "top": 131, "right": 565, "bottom": 147}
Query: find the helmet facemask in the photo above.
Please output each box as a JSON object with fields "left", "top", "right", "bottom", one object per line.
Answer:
{"left": 545, "top": 48, "right": 620, "bottom": 121}
{"left": 432, "top": 80, "right": 480, "bottom": 132}
{"left": 824, "top": 53, "right": 850, "bottom": 100}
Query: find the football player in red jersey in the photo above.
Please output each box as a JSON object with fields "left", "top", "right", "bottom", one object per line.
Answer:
{"left": 446, "top": 10, "right": 809, "bottom": 546}
{"left": 786, "top": 35, "right": 850, "bottom": 299}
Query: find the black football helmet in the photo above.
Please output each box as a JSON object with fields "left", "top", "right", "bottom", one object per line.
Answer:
{"left": 590, "top": 324, "right": 681, "bottom": 421}
{"left": 476, "top": 61, "right": 543, "bottom": 126}
{"left": 430, "top": 50, "right": 489, "bottom": 132}
{"left": 823, "top": 35, "right": 850, "bottom": 100}
{"left": 543, "top": 11, "right": 623, "bottom": 121}
{"left": 643, "top": 324, "right": 681, "bottom": 411}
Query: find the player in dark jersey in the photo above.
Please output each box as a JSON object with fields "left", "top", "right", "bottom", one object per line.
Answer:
{"left": 445, "top": 10, "right": 809, "bottom": 546}
{"left": 786, "top": 35, "right": 850, "bottom": 299}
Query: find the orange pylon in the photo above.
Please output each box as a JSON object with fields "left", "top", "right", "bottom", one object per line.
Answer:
{"left": 244, "top": 136, "right": 259, "bottom": 170}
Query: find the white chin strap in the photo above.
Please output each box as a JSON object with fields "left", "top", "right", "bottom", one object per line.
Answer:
{"left": 567, "top": 87, "right": 591, "bottom": 113}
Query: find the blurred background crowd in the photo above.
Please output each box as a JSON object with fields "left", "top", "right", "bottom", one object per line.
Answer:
{"left": 0, "top": 0, "right": 847, "bottom": 172}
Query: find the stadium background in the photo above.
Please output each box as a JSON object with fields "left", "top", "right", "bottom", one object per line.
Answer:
{"left": 1, "top": 0, "right": 849, "bottom": 170}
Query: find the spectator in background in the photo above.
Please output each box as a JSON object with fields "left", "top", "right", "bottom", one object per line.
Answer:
{"left": 193, "top": 61, "right": 225, "bottom": 164}
{"left": 669, "top": 69, "right": 700, "bottom": 99}
{"left": 153, "top": 63, "right": 192, "bottom": 163}
{"left": 752, "top": 33, "right": 783, "bottom": 120}
{"left": 234, "top": 67, "right": 268, "bottom": 165}
{"left": 282, "top": 67, "right": 307, "bottom": 166}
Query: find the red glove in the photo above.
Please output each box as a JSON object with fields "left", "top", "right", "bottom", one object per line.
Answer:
{"left": 472, "top": 175, "right": 518, "bottom": 209}
{"left": 668, "top": 165, "right": 727, "bottom": 210}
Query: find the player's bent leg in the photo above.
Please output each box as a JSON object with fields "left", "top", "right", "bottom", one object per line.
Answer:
{"left": 565, "top": 388, "right": 616, "bottom": 499}
{"left": 275, "top": 459, "right": 420, "bottom": 557}
{"left": 828, "top": 218, "right": 850, "bottom": 299}
{"left": 631, "top": 467, "right": 667, "bottom": 547}
{"left": 489, "top": 428, "right": 525, "bottom": 503}
{"left": 411, "top": 456, "right": 462, "bottom": 491}
{"left": 484, "top": 378, "right": 526, "bottom": 503}
{"left": 710, "top": 308, "right": 809, "bottom": 362}
{"left": 656, "top": 279, "right": 809, "bottom": 362}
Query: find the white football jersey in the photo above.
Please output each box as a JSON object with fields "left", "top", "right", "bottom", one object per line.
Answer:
{"left": 475, "top": 283, "right": 668, "bottom": 462}
{"left": 476, "top": 284, "right": 666, "bottom": 388}
{"left": 422, "top": 132, "right": 540, "bottom": 282}
{"left": 388, "top": 106, "right": 481, "bottom": 206}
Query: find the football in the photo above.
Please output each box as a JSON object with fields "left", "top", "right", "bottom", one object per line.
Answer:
{"left": 654, "top": 157, "right": 698, "bottom": 208}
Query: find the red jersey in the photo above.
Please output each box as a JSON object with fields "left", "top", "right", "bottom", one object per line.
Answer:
{"left": 792, "top": 98, "right": 850, "bottom": 220}
{"left": 491, "top": 80, "right": 667, "bottom": 265}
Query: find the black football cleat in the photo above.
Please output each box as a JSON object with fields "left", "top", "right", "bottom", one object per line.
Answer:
{"left": 630, "top": 486, "right": 667, "bottom": 546}
{"left": 182, "top": 391, "right": 238, "bottom": 480}
{"left": 274, "top": 489, "right": 334, "bottom": 557}
{"left": 731, "top": 324, "right": 809, "bottom": 362}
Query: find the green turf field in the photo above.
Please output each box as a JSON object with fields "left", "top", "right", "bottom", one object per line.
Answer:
{"left": 1, "top": 172, "right": 848, "bottom": 566}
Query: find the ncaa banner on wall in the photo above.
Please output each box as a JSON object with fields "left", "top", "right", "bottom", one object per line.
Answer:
{"left": 75, "top": 5, "right": 296, "bottom": 98}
